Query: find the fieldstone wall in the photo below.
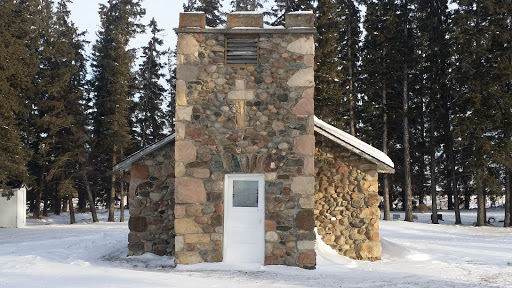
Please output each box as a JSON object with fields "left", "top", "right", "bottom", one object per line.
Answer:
{"left": 127, "top": 144, "right": 175, "bottom": 257}
{"left": 175, "top": 12, "right": 317, "bottom": 268}
{"left": 314, "top": 133, "right": 382, "bottom": 261}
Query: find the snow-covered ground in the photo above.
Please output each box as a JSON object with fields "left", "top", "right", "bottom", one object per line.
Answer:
{"left": 1, "top": 209, "right": 511, "bottom": 288}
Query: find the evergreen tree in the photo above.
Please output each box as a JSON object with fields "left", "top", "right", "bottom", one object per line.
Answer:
{"left": 397, "top": 0, "right": 416, "bottom": 222}
{"left": 337, "top": 0, "right": 361, "bottom": 136}
{"left": 360, "top": 0, "right": 402, "bottom": 219}
{"left": 10, "top": 0, "right": 90, "bottom": 218}
{"left": 0, "top": 0, "right": 33, "bottom": 195}
{"left": 90, "top": 0, "right": 145, "bottom": 222}
{"left": 22, "top": 0, "right": 56, "bottom": 216}
{"left": 314, "top": 0, "right": 343, "bottom": 125}
{"left": 450, "top": 0, "right": 511, "bottom": 226}
{"left": 31, "top": 0, "right": 64, "bottom": 216}
{"left": 40, "top": 0, "right": 89, "bottom": 224}
{"left": 134, "top": 18, "right": 168, "bottom": 147}
{"left": 271, "top": 0, "right": 314, "bottom": 25}
{"left": 166, "top": 48, "right": 177, "bottom": 135}
{"left": 230, "top": 0, "right": 266, "bottom": 11}
{"left": 486, "top": 0, "right": 512, "bottom": 227}
{"left": 183, "top": 0, "right": 225, "bottom": 27}
{"left": 415, "top": 0, "right": 452, "bottom": 224}
{"left": 439, "top": 5, "right": 461, "bottom": 222}
{"left": 315, "top": 0, "right": 361, "bottom": 136}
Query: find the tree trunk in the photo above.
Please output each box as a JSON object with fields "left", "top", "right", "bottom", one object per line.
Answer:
{"left": 447, "top": 180, "right": 454, "bottom": 210}
{"left": 43, "top": 186, "right": 50, "bottom": 217}
{"left": 452, "top": 164, "right": 461, "bottom": 225}
{"left": 83, "top": 172, "right": 98, "bottom": 223}
{"left": 447, "top": 105, "right": 461, "bottom": 224}
{"left": 402, "top": 60, "right": 413, "bottom": 221}
{"left": 42, "top": 202, "right": 48, "bottom": 217}
{"left": 77, "top": 186, "right": 86, "bottom": 210}
{"left": 403, "top": 88, "right": 413, "bottom": 223}
{"left": 464, "top": 183, "right": 470, "bottom": 209}
{"left": 53, "top": 190, "right": 61, "bottom": 215}
{"left": 108, "top": 148, "right": 117, "bottom": 222}
{"left": 43, "top": 191, "right": 49, "bottom": 217}
{"left": 348, "top": 15, "right": 355, "bottom": 136}
{"left": 419, "top": 99, "right": 427, "bottom": 205}
{"left": 120, "top": 172, "right": 125, "bottom": 222}
{"left": 484, "top": 188, "right": 487, "bottom": 221}
{"left": 476, "top": 171, "right": 486, "bottom": 226}
{"left": 402, "top": 1, "right": 413, "bottom": 222}
{"left": 504, "top": 170, "right": 510, "bottom": 227}
{"left": 28, "top": 198, "right": 35, "bottom": 214}
{"left": 443, "top": 76, "right": 453, "bottom": 212}
{"left": 453, "top": 177, "right": 461, "bottom": 224}
{"left": 382, "top": 83, "right": 390, "bottom": 221}
{"left": 119, "top": 148, "right": 125, "bottom": 222}
{"left": 68, "top": 195, "right": 75, "bottom": 224}
{"left": 446, "top": 128, "right": 453, "bottom": 210}
{"left": 510, "top": 172, "right": 512, "bottom": 226}
{"left": 430, "top": 101, "right": 438, "bottom": 224}
{"left": 34, "top": 167, "right": 44, "bottom": 219}
{"left": 509, "top": 170, "right": 512, "bottom": 227}
{"left": 62, "top": 197, "right": 68, "bottom": 212}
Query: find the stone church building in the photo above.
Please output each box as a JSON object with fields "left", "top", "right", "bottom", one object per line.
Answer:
{"left": 114, "top": 11, "right": 394, "bottom": 269}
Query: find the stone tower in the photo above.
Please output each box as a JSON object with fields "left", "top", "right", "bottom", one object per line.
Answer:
{"left": 174, "top": 11, "right": 317, "bottom": 268}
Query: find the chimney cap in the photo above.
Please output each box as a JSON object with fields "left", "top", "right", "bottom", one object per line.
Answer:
{"left": 179, "top": 12, "right": 206, "bottom": 29}
{"left": 176, "top": 11, "right": 316, "bottom": 34}
{"left": 285, "top": 11, "right": 315, "bottom": 28}
{"left": 227, "top": 13, "right": 264, "bottom": 29}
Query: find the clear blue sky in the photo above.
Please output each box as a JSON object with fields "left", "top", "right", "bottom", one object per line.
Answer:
{"left": 69, "top": 0, "right": 189, "bottom": 54}
{"left": 68, "top": 0, "right": 275, "bottom": 54}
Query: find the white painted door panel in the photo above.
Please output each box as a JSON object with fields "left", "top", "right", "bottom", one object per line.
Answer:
{"left": 224, "top": 174, "right": 264, "bottom": 264}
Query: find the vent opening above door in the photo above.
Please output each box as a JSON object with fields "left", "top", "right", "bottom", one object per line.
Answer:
{"left": 226, "top": 37, "right": 258, "bottom": 65}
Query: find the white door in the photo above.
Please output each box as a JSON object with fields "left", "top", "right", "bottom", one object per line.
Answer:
{"left": 223, "top": 174, "right": 265, "bottom": 264}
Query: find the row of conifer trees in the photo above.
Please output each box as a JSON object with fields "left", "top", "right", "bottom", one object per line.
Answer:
{"left": 314, "top": 0, "right": 512, "bottom": 226}
{"left": 181, "top": 0, "right": 512, "bottom": 226}
{"left": 0, "top": 0, "right": 172, "bottom": 223}
{"left": 1, "top": 0, "right": 511, "bottom": 227}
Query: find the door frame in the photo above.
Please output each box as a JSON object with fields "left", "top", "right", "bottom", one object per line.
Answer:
{"left": 223, "top": 173, "right": 265, "bottom": 264}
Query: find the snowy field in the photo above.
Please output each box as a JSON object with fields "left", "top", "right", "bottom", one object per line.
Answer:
{"left": 1, "top": 209, "right": 511, "bottom": 288}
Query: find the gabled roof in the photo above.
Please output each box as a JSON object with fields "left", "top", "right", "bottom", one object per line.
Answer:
{"left": 113, "top": 118, "right": 394, "bottom": 174}
{"left": 314, "top": 116, "right": 395, "bottom": 173}
{"left": 113, "top": 134, "right": 175, "bottom": 171}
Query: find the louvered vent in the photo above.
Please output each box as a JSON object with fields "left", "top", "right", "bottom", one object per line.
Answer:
{"left": 226, "top": 38, "right": 258, "bottom": 65}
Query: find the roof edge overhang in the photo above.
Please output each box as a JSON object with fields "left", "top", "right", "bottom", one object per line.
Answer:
{"left": 113, "top": 134, "right": 176, "bottom": 172}
{"left": 113, "top": 121, "right": 394, "bottom": 174}
{"left": 314, "top": 117, "right": 395, "bottom": 174}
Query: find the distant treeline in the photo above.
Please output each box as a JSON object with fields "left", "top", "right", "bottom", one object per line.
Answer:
{"left": 1, "top": 0, "right": 511, "bottom": 227}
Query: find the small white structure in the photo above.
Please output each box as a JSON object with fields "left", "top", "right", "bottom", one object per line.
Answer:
{"left": 0, "top": 186, "right": 27, "bottom": 228}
